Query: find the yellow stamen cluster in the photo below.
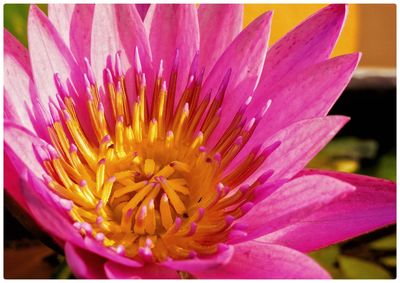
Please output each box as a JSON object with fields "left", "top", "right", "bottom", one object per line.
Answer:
{"left": 40, "top": 51, "right": 274, "bottom": 262}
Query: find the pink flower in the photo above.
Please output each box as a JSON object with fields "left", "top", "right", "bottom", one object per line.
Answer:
{"left": 4, "top": 4, "right": 395, "bottom": 279}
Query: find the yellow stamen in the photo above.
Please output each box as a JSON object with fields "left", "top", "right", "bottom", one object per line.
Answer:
{"left": 42, "top": 52, "right": 268, "bottom": 262}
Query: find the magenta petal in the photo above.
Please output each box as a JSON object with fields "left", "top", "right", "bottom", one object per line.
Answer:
{"left": 193, "top": 241, "right": 330, "bottom": 279}
{"left": 4, "top": 122, "right": 47, "bottom": 178}
{"left": 260, "top": 169, "right": 396, "bottom": 252}
{"left": 104, "top": 261, "right": 179, "bottom": 279}
{"left": 232, "top": 174, "right": 355, "bottom": 243}
{"left": 81, "top": 237, "right": 143, "bottom": 268}
{"left": 198, "top": 4, "right": 243, "bottom": 77}
{"left": 65, "top": 242, "right": 107, "bottom": 279}
{"left": 4, "top": 152, "right": 28, "bottom": 211}
{"left": 145, "top": 4, "right": 199, "bottom": 100}
{"left": 135, "top": 4, "right": 150, "bottom": 20}
{"left": 49, "top": 4, "right": 95, "bottom": 69}
{"left": 4, "top": 29, "right": 36, "bottom": 132}
{"left": 254, "top": 4, "right": 347, "bottom": 109}
{"left": 203, "top": 11, "right": 272, "bottom": 147}
{"left": 160, "top": 245, "right": 234, "bottom": 273}
{"left": 227, "top": 116, "right": 349, "bottom": 183}
{"left": 246, "top": 52, "right": 361, "bottom": 139}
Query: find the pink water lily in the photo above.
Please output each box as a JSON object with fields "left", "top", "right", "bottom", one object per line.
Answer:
{"left": 4, "top": 4, "right": 396, "bottom": 279}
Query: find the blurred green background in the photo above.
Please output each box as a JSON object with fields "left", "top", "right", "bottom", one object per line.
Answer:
{"left": 4, "top": 4, "right": 396, "bottom": 279}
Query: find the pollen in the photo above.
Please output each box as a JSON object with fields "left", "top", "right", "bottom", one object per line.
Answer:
{"left": 39, "top": 48, "right": 276, "bottom": 262}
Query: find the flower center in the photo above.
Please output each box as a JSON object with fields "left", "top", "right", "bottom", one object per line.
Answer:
{"left": 38, "top": 49, "right": 275, "bottom": 262}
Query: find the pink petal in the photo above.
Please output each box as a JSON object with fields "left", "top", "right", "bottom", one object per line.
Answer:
{"left": 247, "top": 53, "right": 360, "bottom": 140}
{"left": 81, "top": 237, "right": 143, "bottom": 268}
{"left": 27, "top": 5, "right": 96, "bottom": 140}
{"left": 91, "top": 4, "right": 152, "bottom": 107}
{"left": 226, "top": 116, "right": 349, "bottom": 184}
{"left": 260, "top": 169, "right": 396, "bottom": 252}
{"left": 28, "top": 5, "right": 84, "bottom": 104}
{"left": 4, "top": 29, "right": 35, "bottom": 132}
{"left": 20, "top": 170, "right": 80, "bottom": 243}
{"left": 4, "top": 29, "right": 32, "bottom": 77}
{"left": 4, "top": 152, "right": 28, "bottom": 211}
{"left": 48, "top": 4, "right": 95, "bottom": 69}
{"left": 203, "top": 11, "right": 272, "bottom": 147}
{"left": 145, "top": 4, "right": 199, "bottom": 100}
{"left": 192, "top": 241, "right": 330, "bottom": 279}
{"left": 231, "top": 174, "right": 355, "bottom": 243}
{"left": 4, "top": 122, "right": 46, "bottom": 179}
{"left": 135, "top": 4, "right": 150, "bottom": 20}
{"left": 9, "top": 147, "right": 92, "bottom": 250}
{"left": 4, "top": 121, "right": 53, "bottom": 213}
{"left": 104, "top": 261, "right": 179, "bottom": 279}
{"left": 160, "top": 244, "right": 234, "bottom": 273}
{"left": 250, "top": 4, "right": 348, "bottom": 117}
{"left": 198, "top": 4, "right": 243, "bottom": 77}
{"left": 47, "top": 4, "right": 74, "bottom": 46}
{"left": 90, "top": 4, "right": 122, "bottom": 81}
{"left": 65, "top": 242, "right": 107, "bottom": 279}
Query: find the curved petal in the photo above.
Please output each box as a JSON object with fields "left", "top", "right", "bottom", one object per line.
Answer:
{"left": 193, "top": 241, "right": 330, "bottom": 279}
{"left": 4, "top": 122, "right": 47, "bottom": 179}
{"left": 28, "top": 5, "right": 84, "bottom": 105}
{"left": 49, "top": 4, "right": 95, "bottom": 69}
{"left": 260, "top": 169, "right": 396, "bottom": 252}
{"left": 203, "top": 11, "right": 272, "bottom": 147}
{"left": 5, "top": 122, "right": 77, "bottom": 231}
{"left": 245, "top": 52, "right": 360, "bottom": 139}
{"left": 104, "top": 261, "right": 179, "bottom": 279}
{"left": 198, "top": 4, "right": 243, "bottom": 77}
{"left": 65, "top": 242, "right": 107, "bottom": 279}
{"left": 160, "top": 244, "right": 234, "bottom": 273}
{"left": 20, "top": 170, "right": 80, "bottom": 243}
{"left": 249, "top": 4, "right": 348, "bottom": 117}
{"left": 4, "top": 29, "right": 35, "bottom": 132}
{"left": 226, "top": 116, "right": 349, "bottom": 184}
{"left": 231, "top": 174, "right": 355, "bottom": 243}
{"left": 4, "top": 29, "right": 32, "bottom": 77}
{"left": 81, "top": 237, "right": 143, "bottom": 268}
{"left": 145, "top": 4, "right": 199, "bottom": 100}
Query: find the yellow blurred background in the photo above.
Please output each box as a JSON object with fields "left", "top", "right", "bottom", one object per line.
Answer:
{"left": 243, "top": 4, "right": 396, "bottom": 68}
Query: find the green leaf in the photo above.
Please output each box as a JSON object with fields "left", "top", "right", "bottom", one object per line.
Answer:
{"left": 308, "top": 137, "right": 378, "bottom": 173}
{"left": 380, "top": 256, "right": 396, "bottom": 267}
{"left": 52, "top": 258, "right": 72, "bottom": 279}
{"left": 374, "top": 152, "right": 396, "bottom": 181}
{"left": 309, "top": 245, "right": 343, "bottom": 278}
{"left": 309, "top": 245, "right": 339, "bottom": 267}
{"left": 369, "top": 233, "right": 396, "bottom": 250}
{"left": 339, "top": 255, "right": 392, "bottom": 279}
